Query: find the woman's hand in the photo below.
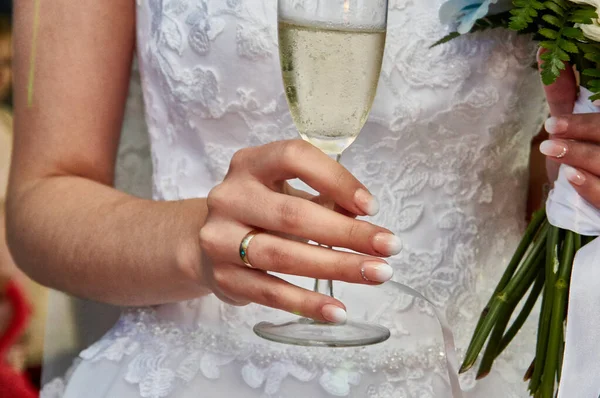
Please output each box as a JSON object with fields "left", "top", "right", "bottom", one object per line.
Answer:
{"left": 541, "top": 113, "right": 600, "bottom": 208}
{"left": 200, "top": 140, "right": 401, "bottom": 323}
{"left": 537, "top": 52, "right": 600, "bottom": 209}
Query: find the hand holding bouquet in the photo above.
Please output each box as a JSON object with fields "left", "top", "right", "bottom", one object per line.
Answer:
{"left": 438, "top": 1, "right": 600, "bottom": 396}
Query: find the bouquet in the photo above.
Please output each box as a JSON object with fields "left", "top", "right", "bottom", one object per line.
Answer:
{"left": 436, "top": 1, "right": 600, "bottom": 397}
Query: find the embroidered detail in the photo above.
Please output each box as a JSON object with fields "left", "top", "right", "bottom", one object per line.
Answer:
{"left": 49, "top": 0, "right": 548, "bottom": 396}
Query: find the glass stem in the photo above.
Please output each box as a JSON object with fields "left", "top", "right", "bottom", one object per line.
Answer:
{"left": 314, "top": 152, "right": 342, "bottom": 299}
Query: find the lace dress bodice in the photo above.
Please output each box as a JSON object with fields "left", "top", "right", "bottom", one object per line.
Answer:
{"left": 45, "top": 1, "right": 548, "bottom": 397}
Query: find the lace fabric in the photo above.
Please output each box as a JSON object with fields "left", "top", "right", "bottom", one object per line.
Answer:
{"left": 43, "top": 0, "right": 547, "bottom": 397}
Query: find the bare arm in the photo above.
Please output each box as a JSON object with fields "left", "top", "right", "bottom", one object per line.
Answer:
{"left": 6, "top": 0, "right": 209, "bottom": 306}
{"left": 6, "top": 1, "right": 399, "bottom": 321}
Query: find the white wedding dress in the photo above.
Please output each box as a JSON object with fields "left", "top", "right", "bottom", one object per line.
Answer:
{"left": 41, "top": 0, "right": 548, "bottom": 397}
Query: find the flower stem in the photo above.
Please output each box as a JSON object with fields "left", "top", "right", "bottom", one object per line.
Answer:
{"left": 582, "top": 235, "right": 595, "bottom": 247}
{"left": 460, "top": 221, "right": 549, "bottom": 374}
{"left": 524, "top": 359, "right": 535, "bottom": 382}
{"left": 529, "top": 225, "right": 560, "bottom": 394}
{"left": 468, "top": 210, "right": 546, "bottom": 338}
{"left": 540, "top": 230, "right": 575, "bottom": 398}
{"left": 476, "top": 236, "right": 546, "bottom": 379}
{"left": 497, "top": 267, "right": 545, "bottom": 355}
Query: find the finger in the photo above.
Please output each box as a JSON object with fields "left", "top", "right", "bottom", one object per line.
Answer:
{"left": 211, "top": 224, "right": 394, "bottom": 284}
{"left": 559, "top": 165, "right": 600, "bottom": 209}
{"left": 281, "top": 181, "right": 315, "bottom": 200}
{"left": 212, "top": 182, "right": 401, "bottom": 257}
{"left": 283, "top": 182, "right": 356, "bottom": 218}
{"left": 311, "top": 196, "right": 358, "bottom": 218}
{"left": 247, "top": 235, "right": 393, "bottom": 284}
{"left": 199, "top": 248, "right": 252, "bottom": 307}
{"left": 238, "top": 140, "right": 379, "bottom": 217}
{"left": 213, "top": 263, "right": 347, "bottom": 323}
{"left": 540, "top": 139, "right": 600, "bottom": 177}
{"left": 544, "top": 113, "right": 600, "bottom": 143}
{"left": 538, "top": 48, "right": 577, "bottom": 117}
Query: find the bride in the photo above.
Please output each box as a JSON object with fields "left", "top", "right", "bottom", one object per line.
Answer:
{"left": 7, "top": 0, "right": 597, "bottom": 397}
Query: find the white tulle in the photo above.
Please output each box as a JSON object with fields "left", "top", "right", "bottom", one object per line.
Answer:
{"left": 41, "top": 0, "right": 549, "bottom": 397}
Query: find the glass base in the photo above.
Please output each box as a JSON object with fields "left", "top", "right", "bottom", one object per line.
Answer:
{"left": 254, "top": 318, "right": 391, "bottom": 347}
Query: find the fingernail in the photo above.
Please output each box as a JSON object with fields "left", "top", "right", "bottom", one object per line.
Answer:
{"left": 373, "top": 233, "right": 403, "bottom": 256}
{"left": 540, "top": 140, "right": 567, "bottom": 158}
{"left": 563, "top": 165, "right": 586, "bottom": 186}
{"left": 545, "top": 117, "right": 568, "bottom": 135}
{"left": 321, "top": 305, "right": 347, "bottom": 324}
{"left": 361, "top": 261, "right": 394, "bottom": 283}
{"left": 354, "top": 188, "right": 379, "bottom": 216}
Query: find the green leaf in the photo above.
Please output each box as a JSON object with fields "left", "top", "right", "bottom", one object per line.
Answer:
{"left": 544, "top": 1, "right": 566, "bottom": 16}
{"left": 431, "top": 10, "right": 514, "bottom": 47}
{"left": 558, "top": 40, "right": 579, "bottom": 54}
{"left": 539, "top": 28, "right": 559, "bottom": 39}
{"left": 583, "top": 68, "right": 600, "bottom": 78}
{"left": 577, "top": 42, "right": 599, "bottom": 53}
{"left": 584, "top": 52, "right": 600, "bottom": 64}
{"left": 555, "top": 47, "right": 571, "bottom": 61}
{"left": 590, "top": 92, "right": 600, "bottom": 101}
{"left": 471, "top": 11, "right": 513, "bottom": 32}
{"left": 510, "top": 0, "right": 547, "bottom": 31}
{"left": 587, "top": 79, "right": 600, "bottom": 89}
{"left": 542, "top": 14, "right": 562, "bottom": 27}
{"left": 540, "top": 41, "right": 557, "bottom": 50}
{"left": 430, "top": 32, "right": 461, "bottom": 48}
{"left": 542, "top": 67, "right": 559, "bottom": 85}
{"left": 569, "top": 8, "right": 597, "bottom": 24}
{"left": 540, "top": 48, "right": 567, "bottom": 85}
{"left": 514, "top": 0, "right": 545, "bottom": 8}
{"left": 570, "top": 8, "right": 598, "bottom": 19}
{"left": 561, "top": 27, "right": 584, "bottom": 39}
{"left": 550, "top": 56, "right": 566, "bottom": 69}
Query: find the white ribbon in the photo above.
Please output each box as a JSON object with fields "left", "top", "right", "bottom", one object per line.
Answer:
{"left": 552, "top": 87, "right": 600, "bottom": 397}
{"left": 387, "top": 281, "right": 464, "bottom": 398}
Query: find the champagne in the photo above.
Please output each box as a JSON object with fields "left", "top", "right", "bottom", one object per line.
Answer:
{"left": 278, "top": 21, "right": 386, "bottom": 155}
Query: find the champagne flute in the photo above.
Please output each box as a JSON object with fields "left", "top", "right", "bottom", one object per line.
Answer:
{"left": 253, "top": 0, "right": 390, "bottom": 347}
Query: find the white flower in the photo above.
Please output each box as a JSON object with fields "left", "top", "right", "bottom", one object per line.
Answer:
{"left": 568, "top": 0, "right": 600, "bottom": 41}
{"left": 568, "top": 0, "right": 600, "bottom": 7}
{"left": 582, "top": 21, "right": 600, "bottom": 41}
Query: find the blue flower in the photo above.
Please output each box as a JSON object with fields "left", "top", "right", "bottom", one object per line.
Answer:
{"left": 439, "top": 0, "right": 512, "bottom": 34}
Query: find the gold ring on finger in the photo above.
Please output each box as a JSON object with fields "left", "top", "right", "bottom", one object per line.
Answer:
{"left": 239, "top": 230, "right": 261, "bottom": 268}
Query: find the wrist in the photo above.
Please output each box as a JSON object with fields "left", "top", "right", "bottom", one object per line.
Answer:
{"left": 173, "top": 199, "right": 212, "bottom": 297}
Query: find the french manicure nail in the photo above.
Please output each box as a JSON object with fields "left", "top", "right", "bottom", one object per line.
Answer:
{"left": 373, "top": 233, "right": 403, "bottom": 256}
{"left": 354, "top": 188, "right": 380, "bottom": 216}
{"left": 563, "top": 165, "right": 586, "bottom": 186}
{"left": 361, "top": 261, "right": 394, "bottom": 283}
{"left": 545, "top": 117, "right": 568, "bottom": 135}
{"left": 540, "top": 140, "right": 567, "bottom": 158}
{"left": 321, "top": 305, "right": 347, "bottom": 324}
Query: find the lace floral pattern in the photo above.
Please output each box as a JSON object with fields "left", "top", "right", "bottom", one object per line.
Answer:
{"left": 47, "top": 0, "right": 548, "bottom": 397}
{"left": 114, "top": 60, "right": 153, "bottom": 200}
{"left": 57, "top": 309, "right": 453, "bottom": 398}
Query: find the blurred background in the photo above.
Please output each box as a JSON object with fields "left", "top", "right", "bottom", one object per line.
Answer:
{"left": 0, "top": 0, "right": 153, "bottom": 394}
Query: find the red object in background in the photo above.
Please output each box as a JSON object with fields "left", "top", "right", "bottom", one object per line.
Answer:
{"left": 0, "top": 280, "right": 30, "bottom": 358}
{"left": 0, "top": 364, "right": 38, "bottom": 398}
{"left": 0, "top": 280, "right": 38, "bottom": 397}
